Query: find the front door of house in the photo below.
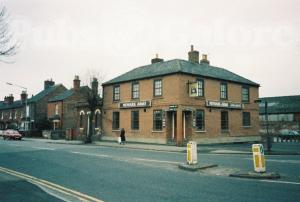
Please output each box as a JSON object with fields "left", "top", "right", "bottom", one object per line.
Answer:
{"left": 166, "top": 111, "right": 177, "bottom": 143}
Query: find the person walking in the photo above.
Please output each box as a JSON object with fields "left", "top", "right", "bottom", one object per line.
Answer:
{"left": 120, "top": 128, "right": 126, "bottom": 145}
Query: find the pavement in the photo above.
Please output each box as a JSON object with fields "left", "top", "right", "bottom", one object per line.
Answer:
{"left": 22, "top": 137, "right": 300, "bottom": 155}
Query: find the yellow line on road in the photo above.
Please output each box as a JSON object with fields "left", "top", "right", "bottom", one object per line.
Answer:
{"left": 0, "top": 166, "right": 104, "bottom": 202}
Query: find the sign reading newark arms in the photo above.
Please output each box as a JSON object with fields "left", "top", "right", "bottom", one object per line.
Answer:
{"left": 119, "top": 101, "right": 152, "bottom": 109}
{"left": 206, "top": 100, "right": 243, "bottom": 109}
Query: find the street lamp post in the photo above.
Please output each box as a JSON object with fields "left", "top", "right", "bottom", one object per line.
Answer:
{"left": 255, "top": 99, "right": 271, "bottom": 152}
{"left": 6, "top": 82, "right": 28, "bottom": 131}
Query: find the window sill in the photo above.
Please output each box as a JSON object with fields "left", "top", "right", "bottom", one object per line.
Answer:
{"left": 243, "top": 126, "right": 251, "bottom": 128}
{"left": 112, "top": 101, "right": 120, "bottom": 103}
{"left": 195, "top": 96, "right": 205, "bottom": 100}
{"left": 130, "top": 130, "right": 140, "bottom": 132}
{"left": 221, "top": 130, "right": 230, "bottom": 133}
{"left": 152, "top": 96, "right": 163, "bottom": 100}
{"left": 242, "top": 101, "right": 250, "bottom": 104}
{"left": 152, "top": 130, "right": 164, "bottom": 133}
{"left": 195, "top": 130, "right": 206, "bottom": 133}
{"left": 112, "top": 129, "right": 120, "bottom": 132}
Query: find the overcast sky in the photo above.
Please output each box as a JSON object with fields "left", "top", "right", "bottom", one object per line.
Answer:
{"left": 0, "top": 0, "right": 299, "bottom": 100}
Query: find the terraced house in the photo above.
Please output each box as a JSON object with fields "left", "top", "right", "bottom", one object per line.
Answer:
{"left": 0, "top": 80, "right": 66, "bottom": 135}
{"left": 102, "top": 46, "right": 260, "bottom": 145}
{"left": 47, "top": 76, "right": 94, "bottom": 139}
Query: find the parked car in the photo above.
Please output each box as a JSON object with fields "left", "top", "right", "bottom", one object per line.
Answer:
{"left": 3, "top": 130, "right": 22, "bottom": 140}
{"left": 279, "top": 129, "right": 299, "bottom": 136}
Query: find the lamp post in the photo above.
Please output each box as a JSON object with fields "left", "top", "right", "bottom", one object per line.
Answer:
{"left": 6, "top": 82, "right": 28, "bottom": 131}
{"left": 255, "top": 99, "right": 271, "bottom": 152}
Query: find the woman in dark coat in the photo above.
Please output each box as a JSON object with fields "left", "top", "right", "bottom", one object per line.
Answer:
{"left": 120, "top": 128, "right": 126, "bottom": 145}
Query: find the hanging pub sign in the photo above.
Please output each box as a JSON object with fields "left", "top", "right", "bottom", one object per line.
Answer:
{"left": 119, "top": 101, "right": 151, "bottom": 109}
{"left": 206, "top": 100, "right": 243, "bottom": 109}
{"left": 189, "top": 82, "right": 198, "bottom": 97}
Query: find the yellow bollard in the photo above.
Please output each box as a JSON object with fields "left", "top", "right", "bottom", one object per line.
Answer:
{"left": 252, "top": 144, "right": 266, "bottom": 173}
{"left": 187, "top": 141, "right": 197, "bottom": 165}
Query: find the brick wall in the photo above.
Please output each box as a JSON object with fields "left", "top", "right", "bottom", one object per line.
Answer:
{"left": 102, "top": 73, "right": 260, "bottom": 144}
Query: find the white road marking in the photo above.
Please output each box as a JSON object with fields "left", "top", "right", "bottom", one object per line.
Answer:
{"left": 261, "top": 180, "right": 300, "bottom": 185}
{"left": 71, "top": 151, "right": 109, "bottom": 158}
{"left": 133, "top": 158, "right": 181, "bottom": 164}
{"left": 245, "top": 158, "right": 300, "bottom": 164}
{"left": 32, "top": 147, "right": 55, "bottom": 151}
{"left": 0, "top": 166, "right": 103, "bottom": 202}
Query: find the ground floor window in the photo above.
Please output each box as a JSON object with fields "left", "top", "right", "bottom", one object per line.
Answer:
{"left": 221, "top": 111, "right": 229, "bottom": 131}
{"left": 112, "top": 112, "right": 120, "bottom": 130}
{"left": 195, "top": 109, "right": 205, "bottom": 130}
{"left": 153, "top": 110, "right": 163, "bottom": 131}
{"left": 131, "top": 110, "right": 139, "bottom": 130}
{"left": 243, "top": 112, "right": 251, "bottom": 127}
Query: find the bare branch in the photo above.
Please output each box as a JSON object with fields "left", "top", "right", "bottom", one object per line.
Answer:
{"left": 0, "top": 4, "right": 18, "bottom": 63}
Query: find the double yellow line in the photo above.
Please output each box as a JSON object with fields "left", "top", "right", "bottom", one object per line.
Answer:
{"left": 0, "top": 166, "right": 103, "bottom": 202}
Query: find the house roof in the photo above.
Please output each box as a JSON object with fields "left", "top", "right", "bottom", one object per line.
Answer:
{"left": 0, "top": 100, "right": 23, "bottom": 110}
{"left": 259, "top": 95, "right": 300, "bottom": 114}
{"left": 28, "top": 84, "right": 64, "bottom": 103}
{"left": 103, "top": 59, "right": 259, "bottom": 87}
{"left": 49, "top": 86, "right": 90, "bottom": 102}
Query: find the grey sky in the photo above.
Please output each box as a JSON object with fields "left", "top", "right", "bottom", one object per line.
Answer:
{"left": 0, "top": 0, "right": 299, "bottom": 100}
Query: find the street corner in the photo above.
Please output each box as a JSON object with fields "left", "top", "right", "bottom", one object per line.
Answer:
{"left": 229, "top": 171, "right": 281, "bottom": 180}
{"left": 178, "top": 163, "right": 218, "bottom": 172}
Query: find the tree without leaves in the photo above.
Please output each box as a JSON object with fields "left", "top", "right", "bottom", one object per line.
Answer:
{"left": 85, "top": 77, "right": 102, "bottom": 144}
{"left": 0, "top": 4, "right": 17, "bottom": 63}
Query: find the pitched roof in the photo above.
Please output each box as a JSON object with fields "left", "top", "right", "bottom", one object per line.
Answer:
{"left": 259, "top": 95, "right": 300, "bottom": 114}
{"left": 103, "top": 59, "right": 259, "bottom": 86}
{"left": 49, "top": 86, "right": 90, "bottom": 102}
{"left": 0, "top": 100, "right": 23, "bottom": 110}
{"left": 28, "top": 84, "right": 64, "bottom": 103}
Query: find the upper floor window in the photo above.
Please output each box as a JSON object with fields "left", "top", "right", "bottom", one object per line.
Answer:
{"left": 153, "top": 110, "right": 163, "bottom": 131}
{"left": 113, "top": 85, "right": 120, "bottom": 101}
{"left": 197, "top": 79, "right": 204, "bottom": 97}
{"left": 55, "top": 104, "right": 59, "bottom": 115}
{"left": 132, "top": 82, "right": 139, "bottom": 99}
{"left": 242, "top": 86, "right": 250, "bottom": 102}
{"left": 195, "top": 109, "right": 205, "bottom": 130}
{"left": 153, "top": 79, "right": 162, "bottom": 97}
{"left": 220, "top": 82, "right": 228, "bottom": 100}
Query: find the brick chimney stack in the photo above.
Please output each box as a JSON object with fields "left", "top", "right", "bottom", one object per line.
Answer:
{"left": 200, "top": 54, "right": 210, "bottom": 65}
{"left": 21, "top": 91, "right": 28, "bottom": 104}
{"left": 73, "top": 75, "right": 80, "bottom": 91}
{"left": 5, "top": 94, "right": 14, "bottom": 105}
{"left": 44, "top": 79, "right": 55, "bottom": 90}
{"left": 151, "top": 54, "right": 164, "bottom": 64}
{"left": 92, "top": 77, "right": 98, "bottom": 96}
{"left": 188, "top": 45, "right": 199, "bottom": 63}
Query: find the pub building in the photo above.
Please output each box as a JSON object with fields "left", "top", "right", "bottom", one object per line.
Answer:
{"left": 102, "top": 46, "right": 260, "bottom": 146}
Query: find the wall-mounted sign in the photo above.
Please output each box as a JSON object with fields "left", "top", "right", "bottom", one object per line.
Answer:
{"left": 189, "top": 82, "right": 198, "bottom": 97}
{"left": 119, "top": 101, "right": 151, "bottom": 109}
{"left": 206, "top": 100, "right": 243, "bottom": 109}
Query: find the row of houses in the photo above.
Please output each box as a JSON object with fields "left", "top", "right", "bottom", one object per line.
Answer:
{"left": 0, "top": 76, "right": 101, "bottom": 140}
{"left": 1, "top": 45, "right": 299, "bottom": 145}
